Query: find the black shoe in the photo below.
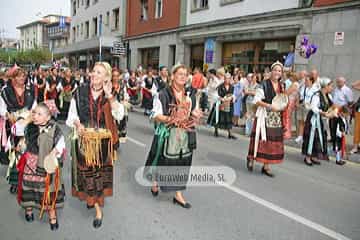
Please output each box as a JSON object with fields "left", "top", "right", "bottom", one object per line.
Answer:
{"left": 49, "top": 218, "right": 59, "bottom": 231}
{"left": 150, "top": 187, "right": 159, "bottom": 197}
{"left": 336, "top": 160, "right": 346, "bottom": 166}
{"left": 25, "top": 211, "right": 34, "bottom": 222}
{"left": 87, "top": 204, "right": 94, "bottom": 209}
{"left": 173, "top": 197, "right": 191, "bottom": 209}
{"left": 93, "top": 215, "right": 103, "bottom": 229}
{"left": 228, "top": 135, "right": 237, "bottom": 140}
{"left": 311, "top": 159, "right": 321, "bottom": 165}
{"left": 261, "top": 167, "right": 274, "bottom": 178}
{"left": 246, "top": 159, "right": 254, "bottom": 172}
{"left": 9, "top": 185, "right": 17, "bottom": 194}
{"left": 304, "top": 158, "right": 313, "bottom": 166}
{"left": 214, "top": 131, "right": 218, "bottom": 137}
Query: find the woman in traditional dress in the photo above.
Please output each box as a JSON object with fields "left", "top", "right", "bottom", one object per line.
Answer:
{"left": 57, "top": 69, "right": 77, "bottom": 121}
{"left": 144, "top": 64, "right": 202, "bottom": 209}
{"left": 112, "top": 68, "right": 129, "bottom": 143}
{"left": 141, "top": 70, "right": 154, "bottom": 116}
{"left": 207, "top": 73, "right": 236, "bottom": 139}
{"left": 17, "top": 103, "right": 65, "bottom": 230}
{"left": 283, "top": 72, "right": 299, "bottom": 139}
{"left": 127, "top": 71, "right": 140, "bottom": 105}
{"left": 302, "top": 78, "right": 334, "bottom": 166}
{"left": 0, "top": 67, "right": 36, "bottom": 193}
{"left": 246, "top": 61, "right": 286, "bottom": 177}
{"left": 66, "top": 62, "right": 124, "bottom": 228}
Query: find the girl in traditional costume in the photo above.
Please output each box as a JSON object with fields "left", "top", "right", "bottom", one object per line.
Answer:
{"left": 246, "top": 61, "right": 286, "bottom": 177}
{"left": 207, "top": 73, "right": 236, "bottom": 139}
{"left": 17, "top": 103, "right": 65, "bottom": 230}
{"left": 302, "top": 77, "right": 333, "bottom": 166}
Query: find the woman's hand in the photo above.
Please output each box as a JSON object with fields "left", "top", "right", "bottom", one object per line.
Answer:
{"left": 191, "top": 108, "right": 203, "bottom": 122}
{"left": 75, "top": 121, "right": 85, "bottom": 135}
{"left": 103, "top": 80, "right": 113, "bottom": 97}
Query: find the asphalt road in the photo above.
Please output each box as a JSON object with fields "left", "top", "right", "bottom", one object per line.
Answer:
{"left": 0, "top": 111, "right": 359, "bottom": 240}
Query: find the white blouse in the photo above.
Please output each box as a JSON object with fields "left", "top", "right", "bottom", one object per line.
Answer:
{"left": 66, "top": 95, "right": 124, "bottom": 128}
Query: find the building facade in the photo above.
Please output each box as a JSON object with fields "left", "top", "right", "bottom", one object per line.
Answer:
{"left": 57, "top": 0, "right": 127, "bottom": 69}
{"left": 125, "top": 0, "right": 185, "bottom": 70}
{"left": 47, "top": 17, "right": 71, "bottom": 53}
{"left": 125, "top": 0, "right": 359, "bottom": 87}
{"left": 17, "top": 15, "right": 68, "bottom": 50}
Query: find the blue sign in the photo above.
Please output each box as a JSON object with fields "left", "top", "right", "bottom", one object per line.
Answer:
{"left": 59, "top": 16, "right": 66, "bottom": 28}
{"left": 205, "top": 38, "right": 215, "bottom": 51}
{"left": 205, "top": 38, "right": 215, "bottom": 64}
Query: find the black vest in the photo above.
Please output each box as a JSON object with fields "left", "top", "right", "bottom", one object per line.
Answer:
{"left": 1, "top": 82, "right": 35, "bottom": 113}
{"left": 259, "top": 79, "right": 282, "bottom": 104}
{"left": 158, "top": 86, "right": 196, "bottom": 116}
{"left": 74, "top": 85, "right": 107, "bottom": 128}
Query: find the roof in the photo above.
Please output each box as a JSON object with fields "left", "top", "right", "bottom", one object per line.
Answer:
{"left": 17, "top": 15, "right": 71, "bottom": 29}
{"left": 17, "top": 19, "right": 50, "bottom": 29}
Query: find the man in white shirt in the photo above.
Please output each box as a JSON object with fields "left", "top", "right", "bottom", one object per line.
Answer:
{"left": 332, "top": 76, "right": 354, "bottom": 107}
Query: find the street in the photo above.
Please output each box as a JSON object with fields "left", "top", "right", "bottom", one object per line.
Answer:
{"left": 0, "top": 110, "right": 360, "bottom": 240}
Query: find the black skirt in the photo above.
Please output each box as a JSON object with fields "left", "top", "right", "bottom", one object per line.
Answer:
{"left": 207, "top": 104, "right": 233, "bottom": 130}
{"left": 144, "top": 132, "right": 193, "bottom": 192}
{"left": 302, "top": 111, "right": 329, "bottom": 160}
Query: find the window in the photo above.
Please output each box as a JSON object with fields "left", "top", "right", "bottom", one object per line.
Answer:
{"left": 106, "top": 11, "right": 110, "bottom": 26}
{"left": 86, "top": 0, "right": 90, "bottom": 8}
{"left": 93, "top": 17, "right": 98, "bottom": 36}
{"left": 140, "top": 0, "right": 148, "bottom": 21}
{"left": 81, "top": 23, "right": 83, "bottom": 35}
{"left": 112, "top": 8, "right": 119, "bottom": 30}
{"left": 73, "top": 0, "right": 77, "bottom": 16}
{"left": 192, "top": 0, "right": 208, "bottom": 10}
{"left": 77, "top": 25, "right": 79, "bottom": 37}
{"left": 77, "top": 0, "right": 79, "bottom": 8}
{"left": 82, "top": 0, "right": 84, "bottom": 6}
{"left": 93, "top": 0, "right": 98, "bottom": 4}
{"left": 72, "top": 26, "right": 76, "bottom": 42}
{"left": 85, "top": 21, "right": 89, "bottom": 39}
{"left": 220, "top": 0, "right": 242, "bottom": 6}
{"left": 155, "top": 0, "right": 163, "bottom": 19}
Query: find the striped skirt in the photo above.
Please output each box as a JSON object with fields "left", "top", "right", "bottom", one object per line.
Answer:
{"left": 247, "top": 118, "right": 284, "bottom": 164}
{"left": 18, "top": 153, "right": 65, "bottom": 209}
{"left": 71, "top": 138, "right": 113, "bottom": 207}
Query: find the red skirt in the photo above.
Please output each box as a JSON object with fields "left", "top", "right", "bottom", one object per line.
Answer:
{"left": 247, "top": 118, "right": 284, "bottom": 164}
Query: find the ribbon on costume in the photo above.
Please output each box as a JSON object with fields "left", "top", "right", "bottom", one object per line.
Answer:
{"left": 254, "top": 106, "right": 267, "bottom": 158}
{"left": 307, "top": 112, "right": 324, "bottom": 155}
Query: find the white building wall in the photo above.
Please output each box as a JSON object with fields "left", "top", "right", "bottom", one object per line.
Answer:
{"left": 70, "top": 0, "right": 124, "bottom": 43}
{"left": 186, "top": 0, "right": 299, "bottom": 25}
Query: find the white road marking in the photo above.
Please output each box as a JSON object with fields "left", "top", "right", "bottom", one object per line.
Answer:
{"left": 127, "top": 136, "right": 147, "bottom": 148}
{"left": 127, "top": 134, "right": 352, "bottom": 239}
{"left": 219, "top": 182, "right": 352, "bottom": 240}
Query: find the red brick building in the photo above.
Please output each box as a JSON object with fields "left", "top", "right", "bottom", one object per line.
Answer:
{"left": 126, "top": 0, "right": 181, "bottom": 37}
{"left": 125, "top": 0, "right": 184, "bottom": 70}
{"left": 314, "top": 0, "right": 353, "bottom": 7}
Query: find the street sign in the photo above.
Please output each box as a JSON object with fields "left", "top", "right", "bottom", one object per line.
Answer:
{"left": 112, "top": 41, "right": 126, "bottom": 55}
{"left": 334, "top": 32, "right": 344, "bottom": 46}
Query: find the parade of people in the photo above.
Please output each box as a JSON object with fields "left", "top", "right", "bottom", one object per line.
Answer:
{"left": 1, "top": 1, "right": 360, "bottom": 239}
